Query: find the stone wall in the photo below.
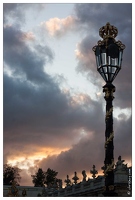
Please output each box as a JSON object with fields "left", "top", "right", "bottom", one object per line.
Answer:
{"left": 3, "top": 185, "right": 43, "bottom": 197}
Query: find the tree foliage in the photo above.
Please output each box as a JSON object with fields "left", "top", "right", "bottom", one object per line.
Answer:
{"left": 44, "top": 168, "right": 58, "bottom": 187}
{"left": 3, "top": 164, "right": 21, "bottom": 185}
{"left": 31, "top": 168, "right": 46, "bottom": 187}
{"left": 31, "top": 168, "right": 60, "bottom": 188}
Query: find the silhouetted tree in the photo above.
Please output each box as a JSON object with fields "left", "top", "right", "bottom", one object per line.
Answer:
{"left": 31, "top": 168, "right": 46, "bottom": 187}
{"left": 44, "top": 168, "right": 58, "bottom": 187}
{"left": 31, "top": 168, "right": 61, "bottom": 188}
{"left": 3, "top": 164, "right": 21, "bottom": 185}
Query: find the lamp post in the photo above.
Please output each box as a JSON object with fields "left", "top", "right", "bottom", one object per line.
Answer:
{"left": 92, "top": 22, "right": 125, "bottom": 196}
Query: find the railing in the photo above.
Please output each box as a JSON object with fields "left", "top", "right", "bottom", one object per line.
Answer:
{"left": 58, "top": 176, "right": 105, "bottom": 196}
{"left": 3, "top": 164, "right": 130, "bottom": 197}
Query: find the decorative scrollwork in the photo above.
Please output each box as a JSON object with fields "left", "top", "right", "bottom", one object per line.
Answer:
{"left": 99, "top": 22, "right": 118, "bottom": 39}
{"left": 64, "top": 175, "right": 71, "bottom": 187}
{"left": 104, "top": 159, "right": 114, "bottom": 176}
{"left": 115, "top": 40, "right": 126, "bottom": 50}
{"left": 105, "top": 132, "right": 114, "bottom": 148}
{"left": 97, "top": 40, "right": 104, "bottom": 46}
{"left": 72, "top": 172, "right": 79, "bottom": 184}
{"left": 103, "top": 87, "right": 115, "bottom": 98}
{"left": 92, "top": 45, "right": 97, "bottom": 52}
{"left": 92, "top": 23, "right": 126, "bottom": 52}
{"left": 90, "top": 165, "right": 98, "bottom": 179}
{"left": 82, "top": 170, "right": 87, "bottom": 181}
{"left": 105, "top": 107, "right": 113, "bottom": 120}
{"left": 120, "top": 43, "right": 126, "bottom": 49}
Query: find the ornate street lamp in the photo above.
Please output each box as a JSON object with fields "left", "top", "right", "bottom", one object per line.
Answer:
{"left": 92, "top": 22, "right": 125, "bottom": 196}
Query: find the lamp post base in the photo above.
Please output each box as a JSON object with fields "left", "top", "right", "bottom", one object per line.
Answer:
{"left": 102, "top": 191, "right": 118, "bottom": 197}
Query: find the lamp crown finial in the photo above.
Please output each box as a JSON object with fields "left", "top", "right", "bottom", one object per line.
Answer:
{"left": 99, "top": 22, "right": 118, "bottom": 40}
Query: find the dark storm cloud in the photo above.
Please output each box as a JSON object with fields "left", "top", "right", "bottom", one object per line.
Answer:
{"left": 3, "top": 3, "right": 25, "bottom": 25}
{"left": 38, "top": 115, "right": 131, "bottom": 183}
{"left": 114, "top": 116, "right": 132, "bottom": 161}
{"left": 38, "top": 138, "right": 104, "bottom": 182}
{"left": 3, "top": 73, "right": 68, "bottom": 146}
{"left": 75, "top": 3, "right": 132, "bottom": 31}
{"left": 4, "top": 71, "right": 104, "bottom": 152}
{"left": 3, "top": 3, "right": 45, "bottom": 25}
{"left": 3, "top": 24, "right": 105, "bottom": 160}
{"left": 4, "top": 25, "right": 54, "bottom": 84}
{"left": 74, "top": 3, "right": 132, "bottom": 109}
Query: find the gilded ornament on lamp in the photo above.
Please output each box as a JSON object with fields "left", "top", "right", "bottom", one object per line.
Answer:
{"left": 104, "top": 87, "right": 115, "bottom": 98}
{"left": 99, "top": 22, "right": 118, "bottom": 40}
{"left": 105, "top": 132, "right": 114, "bottom": 148}
{"left": 92, "top": 22, "right": 125, "bottom": 52}
{"left": 105, "top": 107, "right": 113, "bottom": 120}
{"left": 104, "top": 159, "right": 114, "bottom": 176}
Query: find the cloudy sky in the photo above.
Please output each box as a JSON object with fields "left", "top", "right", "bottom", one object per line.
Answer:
{"left": 3, "top": 2, "right": 132, "bottom": 186}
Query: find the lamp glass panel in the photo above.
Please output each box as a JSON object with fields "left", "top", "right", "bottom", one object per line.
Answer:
{"left": 98, "top": 67, "right": 103, "bottom": 74}
{"left": 96, "top": 56, "right": 101, "bottom": 68}
{"left": 101, "top": 73, "right": 106, "bottom": 82}
{"left": 112, "top": 67, "right": 117, "bottom": 73}
{"left": 99, "top": 55, "right": 101, "bottom": 66}
{"left": 111, "top": 58, "right": 118, "bottom": 66}
{"left": 118, "top": 51, "right": 123, "bottom": 67}
{"left": 108, "top": 66, "right": 112, "bottom": 73}
{"left": 101, "top": 53, "right": 107, "bottom": 65}
{"left": 108, "top": 56, "right": 111, "bottom": 65}
{"left": 115, "top": 58, "right": 118, "bottom": 65}
{"left": 96, "top": 56, "right": 99, "bottom": 67}
{"left": 105, "top": 74, "right": 108, "bottom": 81}
{"left": 110, "top": 74, "right": 114, "bottom": 81}
{"left": 103, "top": 66, "right": 107, "bottom": 73}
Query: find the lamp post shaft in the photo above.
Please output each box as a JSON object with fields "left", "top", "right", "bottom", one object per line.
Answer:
{"left": 102, "top": 83, "right": 117, "bottom": 196}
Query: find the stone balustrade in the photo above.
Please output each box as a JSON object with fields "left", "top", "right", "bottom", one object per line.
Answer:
{"left": 3, "top": 156, "right": 131, "bottom": 197}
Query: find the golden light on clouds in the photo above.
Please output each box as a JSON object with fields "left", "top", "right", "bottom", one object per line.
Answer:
{"left": 21, "top": 31, "right": 35, "bottom": 41}
{"left": 75, "top": 48, "right": 85, "bottom": 60}
{"left": 7, "top": 147, "right": 70, "bottom": 170}
{"left": 96, "top": 92, "right": 101, "bottom": 96}
{"left": 41, "top": 16, "right": 75, "bottom": 36}
{"left": 71, "top": 93, "right": 90, "bottom": 106}
{"left": 75, "top": 43, "right": 95, "bottom": 63}
{"left": 124, "top": 159, "right": 132, "bottom": 167}
{"left": 62, "top": 88, "right": 70, "bottom": 95}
